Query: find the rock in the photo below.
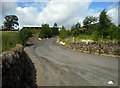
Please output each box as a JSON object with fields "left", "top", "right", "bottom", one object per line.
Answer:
{"left": 70, "top": 41, "right": 120, "bottom": 57}
{"left": 59, "top": 41, "right": 65, "bottom": 45}
{"left": 39, "top": 38, "right": 41, "bottom": 40}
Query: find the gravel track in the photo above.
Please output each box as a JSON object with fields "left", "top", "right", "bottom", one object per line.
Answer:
{"left": 26, "top": 38, "right": 118, "bottom": 86}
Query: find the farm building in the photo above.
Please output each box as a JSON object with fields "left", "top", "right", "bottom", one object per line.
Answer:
{"left": 23, "top": 25, "right": 61, "bottom": 30}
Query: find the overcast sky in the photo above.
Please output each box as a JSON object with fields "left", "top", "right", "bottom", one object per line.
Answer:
{"left": 0, "top": 0, "right": 118, "bottom": 29}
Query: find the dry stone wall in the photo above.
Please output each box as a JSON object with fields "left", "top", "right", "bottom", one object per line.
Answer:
{"left": 70, "top": 41, "right": 120, "bottom": 57}
{"left": 1, "top": 45, "right": 37, "bottom": 88}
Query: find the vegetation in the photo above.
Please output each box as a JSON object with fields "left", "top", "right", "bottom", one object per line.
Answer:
{"left": 58, "top": 9, "right": 120, "bottom": 42}
{"left": 1, "top": 21, "right": 60, "bottom": 52}
{"left": 51, "top": 23, "right": 59, "bottom": 37}
{"left": 71, "top": 22, "right": 81, "bottom": 36}
{"left": 83, "top": 16, "right": 98, "bottom": 26}
{"left": 1, "top": 9, "right": 120, "bottom": 52}
{"left": 2, "top": 31, "right": 18, "bottom": 52}
{"left": 98, "top": 9, "right": 112, "bottom": 39}
{"left": 39, "top": 24, "right": 52, "bottom": 38}
{"left": 30, "top": 29, "right": 40, "bottom": 37}
{"left": 2, "top": 15, "right": 19, "bottom": 31}
{"left": 59, "top": 26, "right": 68, "bottom": 39}
{"left": 1, "top": 28, "right": 32, "bottom": 52}
{"left": 39, "top": 23, "right": 59, "bottom": 38}
{"left": 18, "top": 28, "right": 32, "bottom": 46}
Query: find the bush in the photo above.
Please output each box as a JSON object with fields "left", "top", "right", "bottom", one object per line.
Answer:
{"left": 31, "top": 29, "right": 40, "bottom": 37}
{"left": 39, "top": 24, "right": 52, "bottom": 38}
{"left": 59, "top": 28, "right": 68, "bottom": 39}
{"left": 113, "top": 26, "right": 120, "bottom": 40}
{"left": 92, "top": 31, "right": 100, "bottom": 41}
{"left": 18, "top": 28, "right": 32, "bottom": 46}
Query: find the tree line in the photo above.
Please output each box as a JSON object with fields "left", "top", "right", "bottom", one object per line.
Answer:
{"left": 38, "top": 23, "right": 59, "bottom": 38}
{"left": 1, "top": 9, "right": 120, "bottom": 46}
{"left": 59, "top": 9, "right": 120, "bottom": 41}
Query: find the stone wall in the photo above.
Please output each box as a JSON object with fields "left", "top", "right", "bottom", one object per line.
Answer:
{"left": 2, "top": 45, "right": 37, "bottom": 88}
{"left": 70, "top": 41, "right": 120, "bottom": 57}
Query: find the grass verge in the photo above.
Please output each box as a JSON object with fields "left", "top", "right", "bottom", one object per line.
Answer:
{"left": 1, "top": 31, "right": 18, "bottom": 53}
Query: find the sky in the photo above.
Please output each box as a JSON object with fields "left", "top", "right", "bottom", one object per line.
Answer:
{"left": 0, "top": 0, "right": 119, "bottom": 29}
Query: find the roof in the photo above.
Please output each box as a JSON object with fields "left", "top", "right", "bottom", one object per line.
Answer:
{"left": 23, "top": 25, "right": 42, "bottom": 27}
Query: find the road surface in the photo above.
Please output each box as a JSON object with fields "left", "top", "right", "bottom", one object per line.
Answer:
{"left": 27, "top": 38, "right": 118, "bottom": 86}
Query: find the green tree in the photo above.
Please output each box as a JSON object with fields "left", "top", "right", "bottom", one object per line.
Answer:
{"left": 59, "top": 26, "right": 67, "bottom": 39}
{"left": 108, "top": 25, "right": 120, "bottom": 40}
{"left": 71, "top": 22, "right": 81, "bottom": 36}
{"left": 66, "top": 30, "right": 72, "bottom": 36}
{"left": 83, "top": 16, "right": 97, "bottom": 34}
{"left": 99, "top": 9, "right": 112, "bottom": 39}
{"left": 54, "top": 23, "right": 57, "bottom": 27}
{"left": 18, "top": 28, "right": 32, "bottom": 46}
{"left": 116, "top": 26, "right": 120, "bottom": 40}
{"left": 83, "top": 16, "right": 98, "bottom": 26}
{"left": 39, "top": 24, "right": 51, "bottom": 38}
{"left": 75, "top": 22, "right": 81, "bottom": 30}
{"left": 3, "top": 15, "right": 19, "bottom": 31}
{"left": 51, "top": 23, "right": 59, "bottom": 36}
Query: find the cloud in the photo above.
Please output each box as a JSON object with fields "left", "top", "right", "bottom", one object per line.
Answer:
{"left": 17, "top": 2, "right": 47, "bottom": 12}
{"left": 107, "top": 6, "right": 118, "bottom": 25}
{"left": 0, "top": 2, "right": 17, "bottom": 26}
{"left": 1, "top": 0, "right": 118, "bottom": 29}
{"left": 2, "top": 2, "right": 17, "bottom": 16}
{"left": 88, "top": 8, "right": 101, "bottom": 17}
{"left": 15, "top": 0, "right": 92, "bottom": 28}
{"left": 0, "top": 2, "right": 2, "bottom": 26}
{"left": 35, "top": 1, "right": 92, "bottom": 28}
{"left": 16, "top": 6, "right": 39, "bottom": 27}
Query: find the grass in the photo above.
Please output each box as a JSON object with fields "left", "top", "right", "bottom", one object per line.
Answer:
{"left": 0, "top": 29, "right": 39, "bottom": 53}
{"left": 75, "top": 35, "right": 94, "bottom": 42}
{"left": 31, "top": 29, "right": 40, "bottom": 37}
{"left": 1, "top": 31, "right": 18, "bottom": 53}
{"left": 59, "top": 37, "right": 73, "bottom": 47}
{"left": 59, "top": 34, "right": 113, "bottom": 47}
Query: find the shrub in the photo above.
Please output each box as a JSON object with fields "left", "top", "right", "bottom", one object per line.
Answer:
{"left": 18, "top": 28, "right": 32, "bottom": 46}
{"left": 39, "top": 24, "right": 52, "bottom": 38}
{"left": 92, "top": 31, "right": 100, "bottom": 41}
{"left": 31, "top": 29, "right": 40, "bottom": 37}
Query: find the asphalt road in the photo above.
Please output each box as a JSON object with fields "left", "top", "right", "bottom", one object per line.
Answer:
{"left": 28, "top": 38, "right": 118, "bottom": 86}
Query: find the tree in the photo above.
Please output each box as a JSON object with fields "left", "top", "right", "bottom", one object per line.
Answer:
{"left": 99, "top": 9, "right": 112, "bottom": 38}
{"left": 71, "top": 22, "right": 81, "bottom": 36}
{"left": 39, "top": 24, "right": 51, "bottom": 38}
{"left": 75, "top": 22, "right": 81, "bottom": 30}
{"left": 18, "top": 28, "right": 32, "bottom": 46}
{"left": 3, "top": 15, "right": 19, "bottom": 31}
{"left": 83, "top": 16, "right": 98, "bottom": 26}
{"left": 83, "top": 16, "right": 98, "bottom": 34}
{"left": 59, "top": 26, "right": 67, "bottom": 39}
{"left": 66, "top": 30, "right": 72, "bottom": 36}
{"left": 54, "top": 23, "right": 57, "bottom": 27}
{"left": 51, "top": 23, "right": 59, "bottom": 36}
{"left": 108, "top": 25, "right": 120, "bottom": 40}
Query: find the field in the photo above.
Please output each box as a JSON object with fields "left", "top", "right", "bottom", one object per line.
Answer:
{"left": 0, "top": 31, "right": 18, "bottom": 53}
